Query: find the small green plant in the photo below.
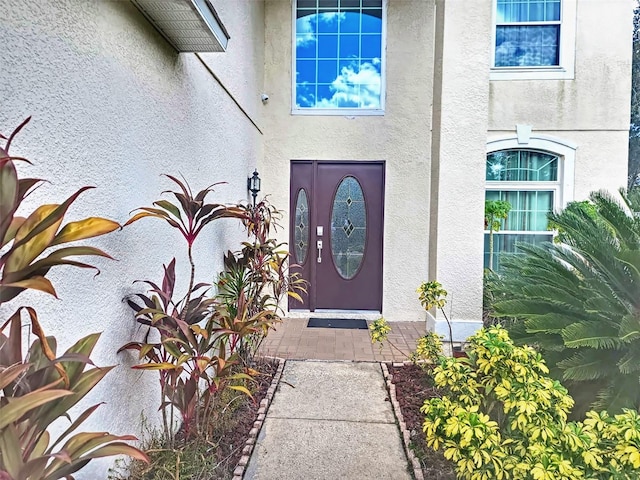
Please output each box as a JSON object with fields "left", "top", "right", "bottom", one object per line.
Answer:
{"left": 411, "top": 332, "right": 444, "bottom": 365}
{"left": 369, "top": 317, "right": 392, "bottom": 346}
{"left": 417, "top": 281, "right": 447, "bottom": 311}
{"left": 484, "top": 199, "right": 511, "bottom": 271}
{"left": 417, "top": 281, "right": 455, "bottom": 355}
{"left": 369, "top": 318, "right": 443, "bottom": 365}
{"left": 369, "top": 317, "right": 391, "bottom": 348}
{"left": 216, "top": 198, "right": 306, "bottom": 364}
{"left": 421, "top": 326, "right": 640, "bottom": 480}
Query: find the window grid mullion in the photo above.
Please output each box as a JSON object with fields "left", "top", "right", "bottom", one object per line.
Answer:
{"left": 485, "top": 147, "right": 562, "bottom": 270}
{"left": 496, "top": 21, "right": 561, "bottom": 26}
{"left": 294, "top": 0, "right": 383, "bottom": 112}
{"left": 314, "top": 3, "right": 319, "bottom": 107}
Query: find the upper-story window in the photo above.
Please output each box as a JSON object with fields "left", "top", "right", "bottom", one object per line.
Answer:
{"left": 293, "top": 0, "right": 385, "bottom": 115}
{"left": 491, "top": 0, "right": 576, "bottom": 80}
{"left": 495, "top": 0, "right": 561, "bottom": 67}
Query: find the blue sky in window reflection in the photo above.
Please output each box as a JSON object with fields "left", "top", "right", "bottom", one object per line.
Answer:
{"left": 296, "top": 11, "right": 382, "bottom": 109}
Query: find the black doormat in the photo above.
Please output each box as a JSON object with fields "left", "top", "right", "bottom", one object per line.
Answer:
{"left": 307, "top": 318, "right": 368, "bottom": 329}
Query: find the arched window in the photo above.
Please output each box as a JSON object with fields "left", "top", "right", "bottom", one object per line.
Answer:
{"left": 485, "top": 134, "right": 576, "bottom": 271}
{"left": 484, "top": 149, "right": 560, "bottom": 271}
{"left": 484, "top": 135, "right": 578, "bottom": 270}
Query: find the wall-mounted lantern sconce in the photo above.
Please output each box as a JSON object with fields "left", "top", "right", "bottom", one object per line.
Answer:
{"left": 247, "top": 169, "right": 261, "bottom": 206}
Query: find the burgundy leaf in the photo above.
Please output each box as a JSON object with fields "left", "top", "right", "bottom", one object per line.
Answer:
{"left": 5, "top": 116, "right": 31, "bottom": 152}
{"left": 162, "top": 259, "right": 176, "bottom": 302}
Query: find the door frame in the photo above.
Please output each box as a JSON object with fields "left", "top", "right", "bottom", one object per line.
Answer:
{"left": 289, "top": 160, "right": 385, "bottom": 312}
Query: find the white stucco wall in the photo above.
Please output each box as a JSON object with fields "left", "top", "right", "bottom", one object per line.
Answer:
{"left": 202, "top": 0, "right": 266, "bottom": 125}
{"left": 429, "top": 0, "right": 492, "bottom": 339}
{"left": 263, "top": 0, "right": 434, "bottom": 323}
{"left": 0, "top": 1, "right": 264, "bottom": 477}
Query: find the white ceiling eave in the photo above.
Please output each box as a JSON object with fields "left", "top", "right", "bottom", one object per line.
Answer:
{"left": 131, "top": 0, "right": 229, "bottom": 52}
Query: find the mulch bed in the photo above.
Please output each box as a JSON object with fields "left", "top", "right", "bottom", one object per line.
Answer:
{"left": 389, "top": 363, "right": 456, "bottom": 480}
{"left": 113, "top": 358, "right": 278, "bottom": 480}
{"left": 216, "top": 357, "right": 278, "bottom": 477}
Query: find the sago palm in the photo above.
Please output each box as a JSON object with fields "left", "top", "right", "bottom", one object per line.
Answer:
{"left": 491, "top": 189, "right": 640, "bottom": 414}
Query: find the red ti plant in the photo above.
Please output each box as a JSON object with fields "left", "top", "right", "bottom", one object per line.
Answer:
{"left": 120, "top": 258, "right": 221, "bottom": 441}
{"left": 216, "top": 198, "right": 307, "bottom": 363}
{"left": 124, "top": 175, "right": 245, "bottom": 318}
{"left": 0, "top": 117, "right": 148, "bottom": 479}
{"left": 120, "top": 176, "right": 251, "bottom": 443}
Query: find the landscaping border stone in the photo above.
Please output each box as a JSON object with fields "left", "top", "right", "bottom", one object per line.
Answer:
{"left": 381, "top": 361, "right": 424, "bottom": 480}
{"left": 232, "top": 357, "right": 286, "bottom": 480}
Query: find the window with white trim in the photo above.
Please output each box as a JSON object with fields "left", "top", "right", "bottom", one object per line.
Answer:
{"left": 484, "top": 149, "right": 560, "bottom": 271}
{"left": 495, "top": 0, "right": 561, "bottom": 67}
{"left": 491, "top": 0, "right": 576, "bottom": 80}
{"left": 293, "top": 0, "right": 384, "bottom": 114}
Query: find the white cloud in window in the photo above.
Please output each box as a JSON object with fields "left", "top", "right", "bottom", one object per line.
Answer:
{"left": 319, "top": 12, "right": 346, "bottom": 23}
{"left": 488, "top": 162, "right": 505, "bottom": 180}
{"left": 296, "top": 91, "right": 315, "bottom": 108}
{"left": 296, "top": 12, "right": 346, "bottom": 46}
{"left": 316, "top": 60, "right": 381, "bottom": 109}
{"left": 296, "top": 16, "right": 315, "bottom": 46}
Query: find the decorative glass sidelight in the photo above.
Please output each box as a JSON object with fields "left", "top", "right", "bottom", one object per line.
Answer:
{"left": 330, "top": 176, "right": 366, "bottom": 279}
{"left": 294, "top": 189, "right": 310, "bottom": 264}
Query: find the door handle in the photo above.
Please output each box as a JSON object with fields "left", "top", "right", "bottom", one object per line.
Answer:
{"left": 317, "top": 240, "right": 323, "bottom": 263}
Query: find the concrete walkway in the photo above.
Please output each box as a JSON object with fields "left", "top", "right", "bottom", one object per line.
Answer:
{"left": 244, "top": 360, "right": 412, "bottom": 480}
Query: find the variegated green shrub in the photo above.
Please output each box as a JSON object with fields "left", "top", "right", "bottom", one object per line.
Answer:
{"left": 411, "top": 332, "right": 444, "bottom": 365}
{"left": 421, "top": 326, "right": 640, "bottom": 480}
{"left": 369, "top": 317, "right": 392, "bottom": 346}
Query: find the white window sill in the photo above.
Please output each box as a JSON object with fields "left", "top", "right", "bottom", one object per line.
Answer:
{"left": 291, "top": 108, "right": 385, "bottom": 116}
{"left": 490, "top": 66, "right": 574, "bottom": 81}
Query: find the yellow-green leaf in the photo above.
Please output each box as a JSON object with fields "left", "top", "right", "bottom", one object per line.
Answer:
{"left": 2, "top": 276, "right": 57, "bottom": 298}
{"left": 1, "top": 216, "right": 25, "bottom": 247}
{"left": 0, "top": 424, "right": 24, "bottom": 478}
{"left": 0, "top": 157, "right": 18, "bottom": 243}
{"left": 51, "top": 217, "right": 120, "bottom": 246}
{"left": 0, "top": 389, "right": 72, "bottom": 429}
{"left": 131, "top": 362, "right": 177, "bottom": 370}
{"left": 5, "top": 204, "right": 61, "bottom": 273}
{"left": 228, "top": 384, "right": 253, "bottom": 398}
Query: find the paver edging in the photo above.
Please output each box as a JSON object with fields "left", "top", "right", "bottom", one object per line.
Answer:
{"left": 232, "top": 356, "right": 286, "bottom": 480}
{"left": 380, "top": 362, "right": 425, "bottom": 480}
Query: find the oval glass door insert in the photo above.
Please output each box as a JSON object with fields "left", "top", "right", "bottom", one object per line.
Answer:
{"left": 330, "top": 176, "right": 366, "bottom": 279}
{"left": 294, "top": 188, "right": 309, "bottom": 264}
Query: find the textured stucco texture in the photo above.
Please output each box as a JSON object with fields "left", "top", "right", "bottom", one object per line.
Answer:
{"left": 0, "top": 1, "right": 263, "bottom": 478}
{"left": 488, "top": 0, "right": 632, "bottom": 195}
{"left": 0, "top": 0, "right": 633, "bottom": 475}
{"left": 263, "top": 0, "right": 435, "bottom": 323}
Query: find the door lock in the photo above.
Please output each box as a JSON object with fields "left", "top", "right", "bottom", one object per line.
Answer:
{"left": 317, "top": 240, "right": 323, "bottom": 263}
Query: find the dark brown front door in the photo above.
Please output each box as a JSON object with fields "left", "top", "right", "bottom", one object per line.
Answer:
{"left": 289, "top": 161, "right": 385, "bottom": 311}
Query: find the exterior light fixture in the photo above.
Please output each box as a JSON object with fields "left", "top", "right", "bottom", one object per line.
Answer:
{"left": 247, "top": 169, "right": 261, "bottom": 206}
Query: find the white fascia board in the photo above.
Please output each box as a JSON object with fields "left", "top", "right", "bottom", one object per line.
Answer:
{"left": 132, "top": 0, "right": 230, "bottom": 52}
